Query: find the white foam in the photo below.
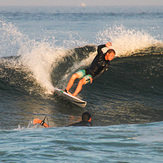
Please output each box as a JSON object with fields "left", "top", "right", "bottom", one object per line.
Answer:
{"left": 20, "top": 43, "right": 67, "bottom": 94}
{"left": 0, "top": 20, "right": 67, "bottom": 93}
{"left": 0, "top": 20, "right": 28, "bottom": 57}
{"left": 97, "top": 25, "right": 159, "bottom": 57}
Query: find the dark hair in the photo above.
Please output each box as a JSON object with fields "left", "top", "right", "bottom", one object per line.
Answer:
{"left": 82, "top": 112, "right": 91, "bottom": 121}
{"left": 107, "top": 49, "right": 116, "bottom": 55}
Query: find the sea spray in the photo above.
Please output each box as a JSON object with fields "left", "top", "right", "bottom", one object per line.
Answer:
{"left": 97, "top": 26, "right": 159, "bottom": 57}
{"left": 20, "top": 43, "right": 67, "bottom": 94}
{"left": 0, "top": 20, "right": 29, "bottom": 57}
{"left": 0, "top": 20, "right": 67, "bottom": 93}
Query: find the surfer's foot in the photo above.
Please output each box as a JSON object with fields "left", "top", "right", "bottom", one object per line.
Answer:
{"left": 64, "top": 89, "right": 73, "bottom": 96}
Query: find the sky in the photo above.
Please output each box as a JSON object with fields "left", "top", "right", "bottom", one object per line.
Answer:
{"left": 0, "top": 0, "right": 162, "bottom": 6}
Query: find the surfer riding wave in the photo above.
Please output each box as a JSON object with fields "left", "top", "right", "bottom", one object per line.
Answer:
{"left": 64, "top": 42, "right": 116, "bottom": 96}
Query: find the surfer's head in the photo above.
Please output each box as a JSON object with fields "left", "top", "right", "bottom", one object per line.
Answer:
{"left": 105, "top": 49, "right": 116, "bottom": 61}
{"left": 82, "top": 111, "right": 91, "bottom": 122}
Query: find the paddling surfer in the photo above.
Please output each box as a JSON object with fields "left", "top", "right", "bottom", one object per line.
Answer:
{"left": 33, "top": 112, "right": 92, "bottom": 127}
{"left": 68, "top": 111, "right": 92, "bottom": 127}
{"left": 64, "top": 42, "right": 116, "bottom": 96}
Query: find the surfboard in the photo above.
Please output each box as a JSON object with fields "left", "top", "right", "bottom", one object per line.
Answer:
{"left": 54, "top": 88, "right": 87, "bottom": 108}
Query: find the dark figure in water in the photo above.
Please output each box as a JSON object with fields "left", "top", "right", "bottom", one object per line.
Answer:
{"left": 68, "top": 111, "right": 92, "bottom": 127}
{"left": 33, "top": 111, "right": 92, "bottom": 127}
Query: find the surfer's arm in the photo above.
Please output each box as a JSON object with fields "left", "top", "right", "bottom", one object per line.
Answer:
{"left": 33, "top": 118, "right": 50, "bottom": 128}
{"left": 97, "top": 44, "right": 106, "bottom": 55}
{"left": 40, "top": 120, "right": 50, "bottom": 128}
{"left": 105, "top": 42, "right": 112, "bottom": 48}
{"left": 97, "top": 42, "right": 112, "bottom": 56}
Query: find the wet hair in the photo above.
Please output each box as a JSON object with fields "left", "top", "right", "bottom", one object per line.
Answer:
{"left": 82, "top": 112, "right": 91, "bottom": 121}
{"left": 106, "top": 49, "right": 116, "bottom": 55}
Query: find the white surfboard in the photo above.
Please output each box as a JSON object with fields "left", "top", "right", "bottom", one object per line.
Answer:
{"left": 54, "top": 88, "right": 87, "bottom": 108}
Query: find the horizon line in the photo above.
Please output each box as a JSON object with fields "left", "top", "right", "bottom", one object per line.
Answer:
{"left": 0, "top": 4, "right": 162, "bottom": 7}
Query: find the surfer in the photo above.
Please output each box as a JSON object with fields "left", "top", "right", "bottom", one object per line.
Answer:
{"left": 64, "top": 42, "right": 116, "bottom": 96}
{"left": 33, "top": 112, "right": 92, "bottom": 127}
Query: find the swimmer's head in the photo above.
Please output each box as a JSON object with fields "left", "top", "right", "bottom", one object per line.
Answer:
{"left": 82, "top": 112, "right": 91, "bottom": 122}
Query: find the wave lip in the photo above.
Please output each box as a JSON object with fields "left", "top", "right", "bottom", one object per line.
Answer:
{"left": 97, "top": 26, "right": 160, "bottom": 57}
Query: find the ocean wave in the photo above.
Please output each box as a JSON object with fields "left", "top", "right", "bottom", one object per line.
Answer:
{"left": 0, "top": 45, "right": 163, "bottom": 126}
{"left": 0, "top": 20, "right": 162, "bottom": 97}
{"left": 0, "top": 44, "right": 162, "bottom": 95}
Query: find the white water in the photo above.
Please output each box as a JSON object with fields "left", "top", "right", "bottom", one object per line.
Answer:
{"left": 97, "top": 25, "right": 159, "bottom": 57}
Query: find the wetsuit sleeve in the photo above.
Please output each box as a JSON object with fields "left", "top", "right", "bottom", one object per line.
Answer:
{"left": 97, "top": 44, "right": 106, "bottom": 55}
{"left": 97, "top": 44, "right": 107, "bottom": 66}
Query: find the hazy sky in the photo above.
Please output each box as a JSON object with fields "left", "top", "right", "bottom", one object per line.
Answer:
{"left": 0, "top": 0, "right": 162, "bottom": 6}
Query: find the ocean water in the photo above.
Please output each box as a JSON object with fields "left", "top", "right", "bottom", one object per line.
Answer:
{"left": 0, "top": 6, "right": 163, "bottom": 162}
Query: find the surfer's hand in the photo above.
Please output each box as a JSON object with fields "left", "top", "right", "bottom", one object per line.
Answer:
{"left": 105, "top": 42, "right": 112, "bottom": 48}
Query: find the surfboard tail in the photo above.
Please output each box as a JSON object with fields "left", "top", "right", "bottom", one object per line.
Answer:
{"left": 54, "top": 88, "right": 87, "bottom": 108}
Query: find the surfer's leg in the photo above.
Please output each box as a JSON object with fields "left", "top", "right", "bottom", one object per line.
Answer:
{"left": 65, "top": 73, "right": 80, "bottom": 92}
{"left": 72, "top": 78, "right": 86, "bottom": 96}
{"left": 72, "top": 75, "right": 92, "bottom": 96}
{"left": 65, "top": 70, "right": 86, "bottom": 92}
